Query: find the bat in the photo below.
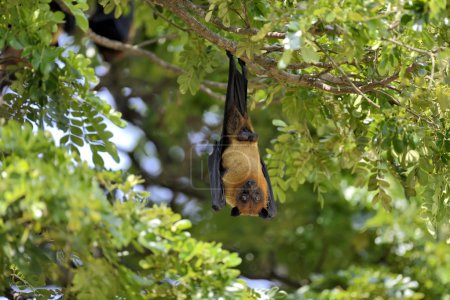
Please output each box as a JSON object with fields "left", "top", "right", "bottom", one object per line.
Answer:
{"left": 89, "top": 3, "right": 134, "bottom": 62}
{"left": 208, "top": 51, "right": 277, "bottom": 218}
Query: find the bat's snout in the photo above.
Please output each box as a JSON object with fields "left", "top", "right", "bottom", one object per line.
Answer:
{"left": 244, "top": 179, "right": 256, "bottom": 188}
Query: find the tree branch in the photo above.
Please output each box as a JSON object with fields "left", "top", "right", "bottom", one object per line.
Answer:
{"left": 85, "top": 30, "right": 226, "bottom": 101}
{"left": 136, "top": 34, "right": 178, "bottom": 48}
{"left": 198, "top": 84, "right": 225, "bottom": 102}
{"left": 86, "top": 30, "right": 183, "bottom": 72}
{"left": 148, "top": 0, "right": 412, "bottom": 96}
{"left": 182, "top": 0, "right": 286, "bottom": 38}
{"left": 385, "top": 38, "right": 435, "bottom": 55}
{"left": 316, "top": 42, "right": 380, "bottom": 108}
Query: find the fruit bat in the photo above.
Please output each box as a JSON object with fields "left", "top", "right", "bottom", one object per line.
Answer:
{"left": 89, "top": 3, "right": 134, "bottom": 62}
{"left": 208, "top": 52, "right": 276, "bottom": 218}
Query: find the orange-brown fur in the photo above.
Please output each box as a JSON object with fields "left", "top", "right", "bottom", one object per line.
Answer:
{"left": 221, "top": 112, "right": 268, "bottom": 216}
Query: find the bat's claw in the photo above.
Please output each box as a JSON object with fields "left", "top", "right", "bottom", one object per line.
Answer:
{"left": 231, "top": 207, "right": 241, "bottom": 216}
{"left": 211, "top": 196, "right": 226, "bottom": 211}
{"left": 259, "top": 208, "right": 269, "bottom": 219}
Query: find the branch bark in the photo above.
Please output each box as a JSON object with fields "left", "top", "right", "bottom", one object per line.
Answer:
{"left": 86, "top": 30, "right": 226, "bottom": 101}
{"left": 316, "top": 42, "right": 380, "bottom": 108}
{"left": 148, "top": 0, "right": 412, "bottom": 96}
{"left": 181, "top": 0, "right": 286, "bottom": 38}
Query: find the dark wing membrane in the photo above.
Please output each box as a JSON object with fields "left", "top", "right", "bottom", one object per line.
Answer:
{"left": 208, "top": 141, "right": 226, "bottom": 211}
{"left": 234, "top": 59, "right": 248, "bottom": 116}
{"left": 260, "top": 158, "right": 277, "bottom": 218}
{"left": 223, "top": 52, "right": 248, "bottom": 133}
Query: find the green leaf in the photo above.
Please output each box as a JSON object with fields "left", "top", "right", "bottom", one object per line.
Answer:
{"left": 171, "top": 219, "right": 192, "bottom": 232}
{"left": 272, "top": 119, "right": 287, "bottom": 128}
{"left": 301, "top": 45, "right": 320, "bottom": 63}
{"left": 393, "top": 136, "right": 404, "bottom": 153}
{"left": 71, "top": 135, "right": 84, "bottom": 147}
{"left": 71, "top": 9, "right": 88, "bottom": 32}
{"left": 92, "top": 152, "right": 105, "bottom": 168}
{"left": 105, "top": 143, "right": 120, "bottom": 162}
{"left": 60, "top": 134, "right": 69, "bottom": 145}
{"left": 368, "top": 174, "right": 377, "bottom": 191}
{"left": 405, "top": 150, "right": 420, "bottom": 163}
{"left": 205, "top": 4, "right": 215, "bottom": 22}
{"left": 325, "top": 11, "right": 336, "bottom": 23}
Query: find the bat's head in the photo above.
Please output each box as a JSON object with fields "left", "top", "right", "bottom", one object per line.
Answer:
{"left": 231, "top": 179, "right": 270, "bottom": 218}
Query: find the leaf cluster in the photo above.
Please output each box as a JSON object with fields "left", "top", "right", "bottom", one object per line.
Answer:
{"left": 0, "top": 0, "right": 125, "bottom": 168}
{"left": 0, "top": 120, "right": 279, "bottom": 299}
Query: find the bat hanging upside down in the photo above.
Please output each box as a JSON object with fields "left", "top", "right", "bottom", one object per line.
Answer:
{"left": 208, "top": 52, "right": 277, "bottom": 218}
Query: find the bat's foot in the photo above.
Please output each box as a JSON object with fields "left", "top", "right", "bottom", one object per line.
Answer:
{"left": 237, "top": 129, "right": 258, "bottom": 142}
{"left": 231, "top": 207, "right": 241, "bottom": 216}
{"left": 259, "top": 208, "right": 269, "bottom": 219}
{"left": 211, "top": 197, "right": 226, "bottom": 211}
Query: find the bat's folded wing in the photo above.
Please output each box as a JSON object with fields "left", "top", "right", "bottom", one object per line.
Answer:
{"left": 208, "top": 141, "right": 226, "bottom": 211}
{"left": 261, "top": 159, "right": 277, "bottom": 218}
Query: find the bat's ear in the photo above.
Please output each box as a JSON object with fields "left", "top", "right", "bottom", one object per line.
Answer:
{"left": 259, "top": 208, "right": 269, "bottom": 219}
{"left": 231, "top": 207, "right": 241, "bottom": 217}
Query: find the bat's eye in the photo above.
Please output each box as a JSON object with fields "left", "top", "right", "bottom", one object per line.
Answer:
{"left": 238, "top": 189, "right": 249, "bottom": 203}
{"left": 251, "top": 188, "right": 262, "bottom": 203}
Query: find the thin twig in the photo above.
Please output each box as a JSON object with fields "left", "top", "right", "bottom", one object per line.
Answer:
{"left": 372, "top": 87, "right": 437, "bottom": 127}
{"left": 147, "top": 0, "right": 417, "bottom": 96}
{"left": 388, "top": 20, "right": 400, "bottom": 30}
{"left": 86, "top": 30, "right": 227, "bottom": 100}
{"left": 373, "top": 89, "right": 401, "bottom": 106}
{"left": 230, "top": 8, "right": 248, "bottom": 28}
{"left": 198, "top": 84, "right": 225, "bottom": 101}
{"left": 242, "top": 2, "right": 251, "bottom": 29}
{"left": 385, "top": 38, "right": 440, "bottom": 90}
{"left": 263, "top": 44, "right": 284, "bottom": 53}
{"left": 385, "top": 38, "right": 432, "bottom": 55}
{"left": 315, "top": 42, "right": 380, "bottom": 108}
{"left": 180, "top": 0, "right": 286, "bottom": 38}
{"left": 150, "top": 4, "right": 190, "bottom": 33}
{"left": 53, "top": 0, "right": 72, "bottom": 14}
{"left": 386, "top": 85, "right": 401, "bottom": 93}
{"left": 429, "top": 54, "right": 435, "bottom": 90}
{"left": 136, "top": 34, "right": 178, "bottom": 47}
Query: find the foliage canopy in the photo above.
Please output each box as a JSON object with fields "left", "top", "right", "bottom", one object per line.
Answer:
{"left": 0, "top": 0, "right": 449, "bottom": 299}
